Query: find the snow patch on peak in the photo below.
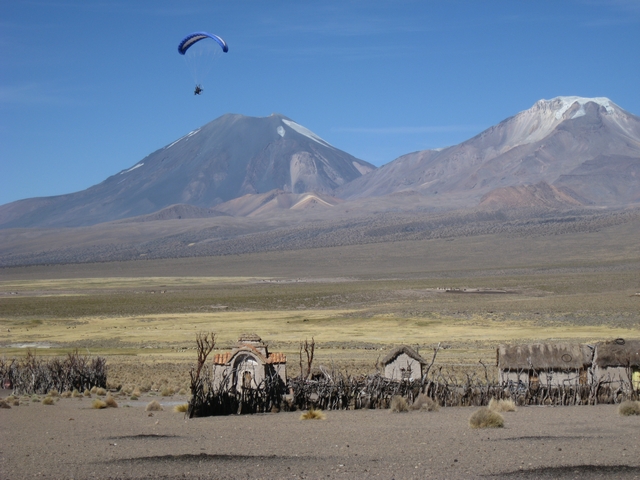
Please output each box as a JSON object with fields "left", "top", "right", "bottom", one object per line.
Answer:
{"left": 504, "top": 96, "right": 621, "bottom": 150}
{"left": 165, "top": 128, "right": 201, "bottom": 149}
{"left": 282, "top": 119, "right": 333, "bottom": 148}
{"left": 277, "top": 126, "right": 285, "bottom": 137}
{"left": 538, "top": 96, "right": 616, "bottom": 119}
{"left": 120, "top": 163, "right": 144, "bottom": 174}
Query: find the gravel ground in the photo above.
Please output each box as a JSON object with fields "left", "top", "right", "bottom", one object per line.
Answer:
{"left": 1, "top": 392, "right": 640, "bottom": 479}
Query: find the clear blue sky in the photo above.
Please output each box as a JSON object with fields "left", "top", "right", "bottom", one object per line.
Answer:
{"left": 2, "top": 1, "right": 639, "bottom": 205}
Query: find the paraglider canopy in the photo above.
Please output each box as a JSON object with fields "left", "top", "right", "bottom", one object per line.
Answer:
{"left": 178, "top": 32, "right": 228, "bottom": 55}
{"left": 178, "top": 31, "right": 228, "bottom": 94}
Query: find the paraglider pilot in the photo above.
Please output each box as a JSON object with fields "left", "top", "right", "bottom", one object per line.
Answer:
{"left": 194, "top": 85, "right": 203, "bottom": 95}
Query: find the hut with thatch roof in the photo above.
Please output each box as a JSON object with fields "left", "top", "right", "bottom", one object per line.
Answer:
{"left": 592, "top": 339, "right": 640, "bottom": 391}
{"left": 379, "top": 345, "right": 427, "bottom": 381}
{"left": 497, "top": 343, "right": 593, "bottom": 387}
{"left": 212, "top": 334, "right": 287, "bottom": 393}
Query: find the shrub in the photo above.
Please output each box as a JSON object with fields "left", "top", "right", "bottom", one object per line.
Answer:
{"left": 161, "top": 387, "right": 173, "bottom": 397}
{"left": 618, "top": 400, "right": 640, "bottom": 416}
{"left": 412, "top": 394, "right": 439, "bottom": 412}
{"left": 145, "top": 400, "right": 163, "bottom": 412}
{"left": 92, "top": 399, "right": 107, "bottom": 409}
{"left": 104, "top": 395, "right": 118, "bottom": 408}
{"left": 42, "top": 396, "right": 55, "bottom": 405}
{"left": 300, "top": 408, "right": 326, "bottom": 420}
{"left": 173, "top": 403, "right": 189, "bottom": 413}
{"left": 488, "top": 398, "right": 516, "bottom": 412}
{"left": 390, "top": 395, "right": 409, "bottom": 413}
{"left": 469, "top": 407, "right": 504, "bottom": 429}
{"left": 47, "top": 389, "right": 59, "bottom": 398}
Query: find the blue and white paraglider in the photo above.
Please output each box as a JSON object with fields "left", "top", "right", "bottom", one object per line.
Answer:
{"left": 178, "top": 32, "right": 228, "bottom": 95}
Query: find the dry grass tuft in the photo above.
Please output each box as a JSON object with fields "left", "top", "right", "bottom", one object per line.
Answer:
{"left": 90, "top": 386, "right": 97, "bottom": 394}
{"left": 104, "top": 395, "right": 118, "bottom": 408}
{"left": 390, "top": 395, "right": 409, "bottom": 413}
{"left": 47, "top": 389, "right": 59, "bottom": 398}
{"left": 0, "top": 399, "right": 11, "bottom": 409}
{"left": 95, "top": 387, "right": 107, "bottom": 396}
{"left": 132, "top": 387, "right": 141, "bottom": 397}
{"left": 42, "top": 396, "right": 55, "bottom": 405}
{"left": 411, "top": 394, "right": 439, "bottom": 412}
{"left": 31, "top": 395, "right": 41, "bottom": 403}
{"left": 488, "top": 398, "right": 517, "bottom": 412}
{"left": 173, "top": 403, "right": 189, "bottom": 413}
{"left": 300, "top": 408, "right": 326, "bottom": 420}
{"left": 92, "top": 399, "right": 107, "bottom": 409}
{"left": 130, "top": 394, "right": 139, "bottom": 401}
{"left": 178, "top": 388, "right": 188, "bottom": 395}
{"left": 145, "top": 400, "right": 163, "bottom": 412}
{"left": 161, "top": 387, "right": 174, "bottom": 397}
{"left": 83, "top": 389, "right": 91, "bottom": 397}
{"left": 618, "top": 400, "right": 640, "bottom": 416}
{"left": 60, "top": 391, "right": 72, "bottom": 398}
{"left": 469, "top": 407, "right": 504, "bottom": 429}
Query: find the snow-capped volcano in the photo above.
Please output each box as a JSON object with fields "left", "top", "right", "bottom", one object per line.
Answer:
{"left": 502, "top": 96, "right": 620, "bottom": 149}
{"left": 0, "top": 114, "right": 374, "bottom": 228}
{"left": 337, "top": 96, "right": 640, "bottom": 208}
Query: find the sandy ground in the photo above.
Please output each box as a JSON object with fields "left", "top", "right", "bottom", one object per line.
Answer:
{"left": 1, "top": 391, "right": 640, "bottom": 480}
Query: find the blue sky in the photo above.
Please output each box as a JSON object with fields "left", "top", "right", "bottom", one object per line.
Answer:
{"left": 2, "top": 0, "right": 639, "bottom": 205}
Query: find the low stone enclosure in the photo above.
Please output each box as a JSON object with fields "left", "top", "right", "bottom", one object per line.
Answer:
{"left": 188, "top": 334, "right": 640, "bottom": 418}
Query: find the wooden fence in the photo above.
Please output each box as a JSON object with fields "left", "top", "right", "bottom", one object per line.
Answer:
{"left": 0, "top": 350, "right": 107, "bottom": 395}
{"left": 187, "top": 335, "right": 639, "bottom": 417}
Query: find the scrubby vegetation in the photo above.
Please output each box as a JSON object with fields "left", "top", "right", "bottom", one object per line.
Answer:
{"left": 390, "top": 395, "right": 409, "bottom": 413}
{"left": 145, "top": 400, "right": 163, "bottom": 412}
{"left": 469, "top": 407, "right": 504, "bottom": 429}
{"left": 488, "top": 398, "right": 516, "bottom": 412}
{"left": 412, "top": 393, "right": 439, "bottom": 411}
{"left": 300, "top": 408, "right": 326, "bottom": 420}
{"left": 618, "top": 400, "right": 640, "bottom": 416}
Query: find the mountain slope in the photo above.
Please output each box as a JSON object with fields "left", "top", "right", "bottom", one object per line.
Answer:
{"left": 0, "top": 114, "right": 374, "bottom": 228}
{"left": 336, "top": 97, "right": 640, "bottom": 208}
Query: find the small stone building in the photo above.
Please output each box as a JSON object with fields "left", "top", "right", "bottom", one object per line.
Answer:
{"left": 592, "top": 339, "right": 640, "bottom": 391}
{"left": 212, "top": 334, "right": 286, "bottom": 392}
{"left": 379, "top": 345, "right": 427, "bottom": 381}
{"left": 497, "top": 343, "right": 593, "bottom": 387}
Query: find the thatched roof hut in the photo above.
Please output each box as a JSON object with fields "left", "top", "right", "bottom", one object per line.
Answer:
{"left": 497, "top": 343, "right": 593, "bottom": 371}
{"left": 593, "top": 339, "right": 640, "bottom": 368}
{"left": 379, "top": 345, "right": 427, "bottom": 368}
{"left": 379, "top": 345, "right": 427, "bottom": 381}
{"left": 592, "top": 339, "right": 640, "bottom": 391}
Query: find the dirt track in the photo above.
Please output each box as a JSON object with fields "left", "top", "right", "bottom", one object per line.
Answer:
{"left": 2, "top": 391, "right": 640, "bottom": 479}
